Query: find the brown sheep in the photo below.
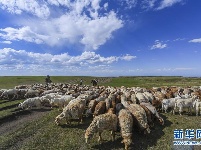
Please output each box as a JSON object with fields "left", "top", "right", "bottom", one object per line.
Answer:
{"left": 118, "top": 109, "right": 133, "bottom": 150}
{"left": 85, "top": 113, "right": 118, "bottom": 144}
{"left": 93, "top": 101, "right": 106, "bottom": 117}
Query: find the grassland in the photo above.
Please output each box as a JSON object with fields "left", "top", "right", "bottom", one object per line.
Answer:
{"left": 0, "top": 76, "right": 201, "bottom": 150}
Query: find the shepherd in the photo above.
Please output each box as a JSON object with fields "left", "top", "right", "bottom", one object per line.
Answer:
{"left": 91, "top": 79, "right": 98, "bottom": 86}
{"left": 45, "top": 75, "right": 52, "bottom": 86}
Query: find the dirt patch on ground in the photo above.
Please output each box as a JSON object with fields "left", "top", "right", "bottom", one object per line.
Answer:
{"left": 0, "top": 108, "right": 51, "bottom": 136}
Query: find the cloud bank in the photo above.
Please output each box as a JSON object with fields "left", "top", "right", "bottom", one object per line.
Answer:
{"left": 0, "top": 48, "right": 136, "bottom": 75}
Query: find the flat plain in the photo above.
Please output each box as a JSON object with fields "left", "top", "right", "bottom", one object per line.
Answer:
{"left": 0, "top": 76, "right": 201, "bottom": 150}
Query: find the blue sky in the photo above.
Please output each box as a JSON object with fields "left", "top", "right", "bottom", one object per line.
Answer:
{"left": 0, "top": 0, "right": 201, "bottom": 77}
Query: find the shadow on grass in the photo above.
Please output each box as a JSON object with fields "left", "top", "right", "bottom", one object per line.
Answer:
{"left": 58, "top": 116, "right": 93, "bottom": 129}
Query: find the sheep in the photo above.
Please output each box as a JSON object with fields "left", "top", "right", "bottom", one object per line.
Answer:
{"left": 173, "top": 96, "right": 198, "bottom": 115}
{"left": 118, "top": 109, "right": 133, "bottom": 150}
{"left": 140, "top": 102, "right": 164, "bottom": 126}
{"left": 18, "top": 97, "right": 42, "bottom": 110}
{"left": 0, "top": 89, "right": 19, "bottom": 100}
{"left": 55, "top": 98, "right": 86, "bottom": 125}
{"left": 135, "top": 92, "right": 149, "bottom": 103}
{"left": 115, "top": 103, "right": 125, "bottom": 115}
{"left": 93, "top": 101, "right": 106, "bottom": 117}
{"left": 24, "top": 89, "right": 40, "bottom": 98}
{"left": 126, "top": 104, "right": 150, "bottom": 134}
{"left": 161, "top": 98, "right": 177, "bottom": 113}
{"left": 105, "top": 98, "right": 111, "bottom": 111}
{"left": 50, "top": 95, "right": 73, "bottom": 109}
{"left": 140, "top": 104, "right": 154, "bottom": 128}
{"left": 85, "top": 99, "right": 98, "bottom": 117}
{"left": 85, "top": 113, "right": 118, "bottom": 144}
{"left": 120, "top": 94, "right": 130, "bottom": 108}
{"left": 193, "top": 99, "right": 201, "bottom": 116}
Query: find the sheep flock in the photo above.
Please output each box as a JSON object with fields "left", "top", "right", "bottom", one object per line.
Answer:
{"left": 1, "top": 82, "right": 201, "bottom": 150}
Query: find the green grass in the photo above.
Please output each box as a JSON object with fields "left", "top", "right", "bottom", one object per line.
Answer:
{"left": 0, "top": 99, "right": 24, "bottom": 120}
{"left": 0, "top": 76, "right": 201, "bottom": 150}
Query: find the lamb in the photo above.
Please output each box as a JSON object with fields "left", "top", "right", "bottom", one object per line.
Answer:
{"left": 126, "top": 104, "right": 150, "bottom": 134}
{"left": 55, "top": 98, "right": 86, "bottom": 125}
{"left": 118, "top": 109, "right": 133, "bottom": 150}
{"left": 18, "top": 97, "right": 42, "bottom": 110}
{"left": 93, "top": 101, "right": 106, "bottom": 117}
{"left": 85, "top": 113, "right": 118, "bottom": 144}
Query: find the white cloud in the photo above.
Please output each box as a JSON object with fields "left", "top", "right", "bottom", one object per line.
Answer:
{"left": 0, "top": 48, "right": 136, "bottom": 75}
{"left": 141, "top": 0, "right": 157, "bottom": 10}
{"left": 119, "top": 0, "right": 138, "bottom": 9}
{"left": 0, "top": 1, "right": 123, "bottom": 50}
{"left": 0, "top": 26, "right": 45, "bottom": 44}
{"left": 189, "top": 38, "right": 201, "bottom": 43}
{"left": 0, "top": 0, "right": 50, "bottom": 19}
{"left": 120, "top": 54, "right": 137, "bottom": 61}
{"left": 157, "top": 0, "right": 184, "bottom": 10}
{"left": 0, "top": 40, "right": 12, "bottom": 44}
{"left": 151, "top": 40, "right": 167, "bottom": 50}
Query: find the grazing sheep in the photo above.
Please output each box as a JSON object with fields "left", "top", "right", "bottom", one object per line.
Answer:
{"left": 55, "top": 98, "right": 86, "bottom": 125}
{"left": 0, "top": 89, "right": 19, "bottom": 100}
{"left": 135, "top": 92, "right": 149, "bottom": 103}
{"left": 50, "top": 95, "right": 73, "bottom": 109}
{"left": 140, "top": 104, "right": 154, "bottom": 128}
{"left": 126, "top": 104, "right": 150, "bottom": 134}
{"left": 105, "top": 98, "right": 111, "bottom": 111}
{"left": 24, "top": 89, "right": 40, "bottom": 98}
{"left": 85, "top": 113, "right": 118, "bottom": 144}
{"left": 93, "top": 101, "right": 106, "bottom": 117}
{"left": 121, "top": 94, "right": 130, "bottom": 108}
{"left": 140, "top": 102, "right": 164, "bottom": 126}
{"left": 18, "top": 97, "right": 42, "bottom": 110}
{"left": 85, "top": 100, "right": 98, "bottom": 117}
{"left": 116, "top": 103, "right": 125, "bottom": 115}
{"left": 118, "top": 109, "right": 133, "bottom": 150}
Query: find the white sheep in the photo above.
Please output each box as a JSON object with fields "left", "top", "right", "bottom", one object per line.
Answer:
{"left": 18, "top": 97, "right": 42, "bottom": 110}
{"left": 85, "top": 113, "right": 118, "bottom": 144}
{"left": 193, "top": 99, "right": 201, "bottom": 116}
{"left": 50, "top": 95, "right": 73, "bottom": 109}
{"left": 118, "top": 109, "right": 133, "bottom": 150}
{"left": 174, "top": 96, "right": 198, "bottom": 115}
{"left": 24, "top": 89, "right": 40, "bottom": 98}
{"left": 0, "top": 89, "right": 19, "bottom": 100}
{"left": 55, "top": 98, "right": 86, "bottom": 125}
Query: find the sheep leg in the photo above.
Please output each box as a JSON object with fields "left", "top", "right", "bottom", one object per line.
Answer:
{"left": 79, "top": 115, "right": 83, "bottom": 124}
{"left": 179, "top": 107, "right": 182, "bottom": 115}
{"left": 125, "top": 144, "right": 128, "bottom": 150}
{"left": 98, "top": 132, "right": 102, "bottom": 144}
{"left": 111, "top": 130, "right": 115, "bottom": 141}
